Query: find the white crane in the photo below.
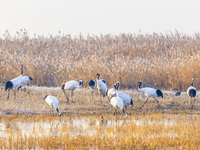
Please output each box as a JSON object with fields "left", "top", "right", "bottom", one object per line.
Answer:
{"left": 61, "top": 80, "right": 83, "bottom": 102}
{"left": 44, "top": 95, "right": 61, "bottom": 116}
{"left": 187, "top": 78, "right": 196, "bottom": 109}
{"left": 137, "top": 81, "right": 163, "bottom": 109}
{"left": 5, "top": 65, "right": 23, "bottom": 99}
{"left": 115, "top": 82, "right": 133, "bottom": 109}
{"left": 110, "top": 84, "right": 128, "bottom": 116}
{"left": 107, "top": 85, "right": 116, "bottom": 100}
{"left": 88, "top": 80, "right": 96, "bottom": 97}
{"left": 107, "top": 82, "right": 133, "bottom": 110}
{"left": 101, "top": 79, "right": 106, "bottom": 84}
{"left": 96, "top": 73, "right": 107, "bottom": 100}
{"left": 17, "top": 76, "right": 33, "bottom": 91}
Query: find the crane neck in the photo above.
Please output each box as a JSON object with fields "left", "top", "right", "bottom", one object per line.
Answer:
{"left": 116, "top": 83, "right": 119, "bottom": 91}
{"left": 21, "top": 67, "right": 23, "bottom": 75}
{"left": 96, "top": 75, "right": 99, "bottom": 80}
{"left": 137, "top": 82, "right": 142, "bottom": 90}
{"left": 191, "top": 79, "right": 194, "bottom": 86}
{"left": 79, "top": 81, "right": 83, "bottom": 87}
{"left": 56, "top": 108, "right": 61, "bottom": 116}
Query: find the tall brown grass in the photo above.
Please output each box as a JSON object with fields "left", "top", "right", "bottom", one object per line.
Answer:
{"left": 1, "top": 29, "right": 200, "bottom": 90}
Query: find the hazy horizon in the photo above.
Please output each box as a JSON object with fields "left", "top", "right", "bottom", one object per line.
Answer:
{"left": 1, "top": 0, "right": 200, "bottom": 38}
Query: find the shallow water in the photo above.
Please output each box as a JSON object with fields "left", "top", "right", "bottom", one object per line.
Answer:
{"left": 1, "top": 114, "right": 199, "bottom": 139}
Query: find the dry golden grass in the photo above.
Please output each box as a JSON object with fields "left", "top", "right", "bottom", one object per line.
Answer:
{"left": 0, "top": 87, "right": 200, "bottom": 149}
{"left": 1, "top": 30, "right": 200, "bottom": 90}
{"left": 0, "top": 87, "right": 200, "bottom": 115}
{"left": 0, "top": 108, "right": 200, "bottom": 149}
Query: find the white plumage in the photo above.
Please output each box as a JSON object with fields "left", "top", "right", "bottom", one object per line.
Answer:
{"left": 44, "top": 95, "right": 61, "bottom": 116}
{"left": 110, "top": 85, "right": 128, "bottom": 116}
{"left": 139, "top": 87, "right": 158, "bottom": 98}
{"left": 10, "top": 75, "right": 22, "bottom": 88}
{"left": 21, "top": 76, "right": 33, "bottom": 85}
{"left": 96, "top": 73, "right": 107, "bottom": 98}
{"left": 62, "top": 80, "right": 83, "bottom": 102}
{"left": 187, "top": 78, "right": 196, "bottom": 109}
{"left": 115, "top": 82, "right": 133, "bottom": 107}
{"left": 107, "top": 87, "right": 116, "bottom": 100}
{"left": 5, "top": 65, "right": 23, "bottom": 99}
{"left": 107, "top": 82, "right": 133, "bottom": 109}
{"left": 117, "top": 91, "right": 132, "bottom": 105}
{"left": 17, "top": 76, "right": 33, "bottom": 90}
{"left": 137, "top": 81, "right": 163, "bottom": 108}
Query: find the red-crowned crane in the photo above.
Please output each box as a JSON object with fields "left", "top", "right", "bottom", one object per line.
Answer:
{"left": 44, "top": 95, "right": 61, "bottom": 116}
{"left": 187, "top": 78, "right": 196, "bottom": 109}
{"left": 61, "top": 80, "right": 83, "bottom": 102}
{"left": 110, "top": 84, "right": 128, "bottom": 116}
{"left": 107, "top": 82, "right": 133, "bottom": 110}
{"left": 115, "top": 82, "right": 133, "bottom": 109}
{"left": 17, "top": 76, "right": 33, "bottom": 91}
{"left": 137, "top": 81, "right": 163, "bottom": 109}
{"left": 96, "top": 73, "right": 107, "bottom": 101}
{"left": 5, "top": 65, "right": 23, "bottom": 99}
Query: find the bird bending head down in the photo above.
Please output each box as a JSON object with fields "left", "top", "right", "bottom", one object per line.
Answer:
{"left": 96, "top": 73, "right": 100, "bottom": 79}
{"left": 79, "top": 80, "right": 83, "bottom": 86}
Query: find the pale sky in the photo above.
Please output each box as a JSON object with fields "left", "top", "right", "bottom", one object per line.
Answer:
{"left": 0, "top": 0, "right": 200, "bottom": 38}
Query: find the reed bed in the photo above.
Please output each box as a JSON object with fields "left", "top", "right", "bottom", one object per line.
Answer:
{"left": 0, "top": 112, "right": 200, "bottom": 149}
{"left": 1, "top": 30, "right": 200, "bottom": 90}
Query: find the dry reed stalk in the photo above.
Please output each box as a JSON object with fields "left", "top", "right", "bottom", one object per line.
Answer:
{"left": 1, "top": 30, "right": 200, "bottom": 91}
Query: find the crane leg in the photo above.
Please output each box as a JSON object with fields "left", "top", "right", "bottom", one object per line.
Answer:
{"left": 26, "top": 84, "right": 30, "bottom": 93}
{"left": 71, "top": 91, "right": 73, "bottom": 102}
{"left": 139, "top": 98, "right": 149, "bottom": 109}
{"left": 191, "top": 98, "right": 196, "bottom": 109}
{"left": 17, "top": 85, "right": 22, "bottom": 91}
{"left": 125, "top": 105, "right": 127, "bottom": 110}
{"left": 63, "top": 91, "right": 69, "bottom": 102}
{"left": 99, "top": 92, "right": 103, "bottom": 104}
{"left": 14, "top": 90, "right": 16, "bottom": 100}
{"left": 153, "top": 98, "right": 160, "bottom": 108}
{"left": 91, "top": 90, "right": 93, "bottom": 98}
{"left": 115, "top": 109, "right": 117, "bottom": 115}
{"left": 7, "top": 89, "right": 10, "bottom": 99}
{"left": 50, "top": 109, "right": 54, "bottom": 116}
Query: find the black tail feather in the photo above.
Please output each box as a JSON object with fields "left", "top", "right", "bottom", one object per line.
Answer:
{"left": 61, "top": 84, "right": 65, "bottom": 90}
{"left": 29, "top": 76, "right": 33, "bottom": 81}
{"left": 5, "top": 81, "right": 13, "bottom": 91}
{"left": 156, "top": 89, "right": 163, "bottom": 98}
{"left": 130, "top": 98, "right": 133, "bottom": 107}
{"left": 189, "top": 89, "right": 196, "bottom": 97}
{"left": 44, "top": 95, "right": 48, "bottom": 99}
